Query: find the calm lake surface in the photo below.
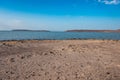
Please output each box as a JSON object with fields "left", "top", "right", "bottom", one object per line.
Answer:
{"left": 0, "top": 31, "right": 120, "bottom": 41}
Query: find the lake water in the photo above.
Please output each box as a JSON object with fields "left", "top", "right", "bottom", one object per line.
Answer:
{"left": 0, "top": 31, "right": 120, "bottom": 41}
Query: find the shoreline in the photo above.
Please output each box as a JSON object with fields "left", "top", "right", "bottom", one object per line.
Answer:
{"left": 0, "top": 39, "right": 120, "bottom": 42}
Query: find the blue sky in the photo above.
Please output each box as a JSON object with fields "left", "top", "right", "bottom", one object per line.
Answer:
{"left": 0, "top": 0, "right": 120, "bottom": 31}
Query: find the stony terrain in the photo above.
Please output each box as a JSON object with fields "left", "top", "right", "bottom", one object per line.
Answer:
{"left": 0, "top": 40, "right": 120, "bottom": 80}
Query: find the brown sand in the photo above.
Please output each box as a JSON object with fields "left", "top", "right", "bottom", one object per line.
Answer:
{"left": 0, "top": 40, "right": 120, "bottom": 80}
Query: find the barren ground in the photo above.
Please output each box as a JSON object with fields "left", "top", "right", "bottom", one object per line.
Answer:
{"left": 0, "top": 40, "right": 120, "bottom": 80}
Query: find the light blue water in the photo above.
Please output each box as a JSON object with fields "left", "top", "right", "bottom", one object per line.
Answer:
{"left": 0, "top": 31, "right": 120, "bottom": 41}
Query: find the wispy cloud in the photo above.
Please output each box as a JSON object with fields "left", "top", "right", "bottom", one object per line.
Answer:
{"left": 0, "top": 19, "right": 24, "bottom": 29}
{"left": 98, "top": 0, "right": 120, "bottom": 5}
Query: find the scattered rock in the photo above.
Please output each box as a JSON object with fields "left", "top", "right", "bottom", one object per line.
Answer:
{"left": 10, "top": 58, "right": 15, "bottom": 62}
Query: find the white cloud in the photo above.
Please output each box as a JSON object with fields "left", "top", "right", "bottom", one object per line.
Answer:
{"left": 98, "top": 0, "right": 120, "bottom": 5}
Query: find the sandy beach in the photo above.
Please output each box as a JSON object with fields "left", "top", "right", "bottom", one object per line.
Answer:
{"left": 0, "top": 40, "right": 120, "bottom": 80}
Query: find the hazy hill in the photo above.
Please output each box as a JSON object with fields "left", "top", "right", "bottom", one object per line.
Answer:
{"left": 12, "top": 29, "right": 50, "bottom": 32}
{"left": 66, "top": 29, "right": 120, "bottom": 32}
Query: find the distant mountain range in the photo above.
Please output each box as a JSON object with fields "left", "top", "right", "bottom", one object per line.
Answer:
{"left": 12, "top": 29, "right": 50, "bottom": 32}
{"left": 12, "top": 29, "right": 120, "bottom": 32}
{"left": 66, "top": 29, "right": 120, "bottom": 32}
